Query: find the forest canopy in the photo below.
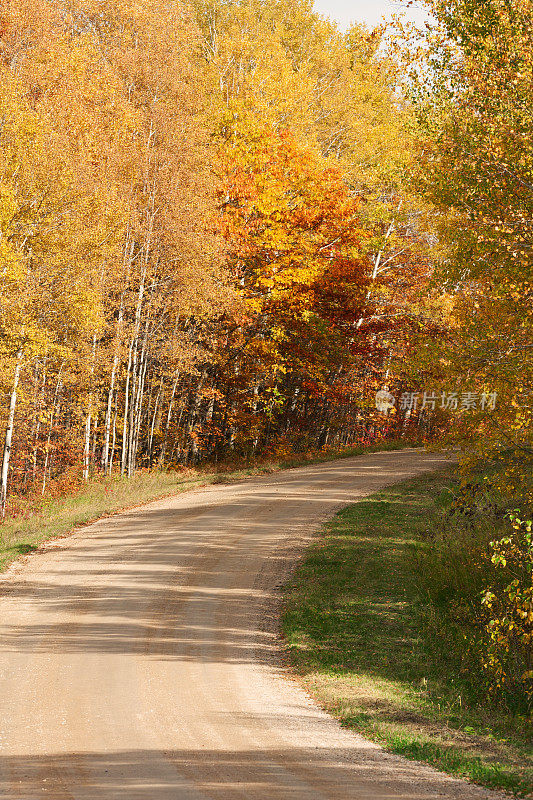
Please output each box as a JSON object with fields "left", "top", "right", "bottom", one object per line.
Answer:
{"left": 0, "top": 0, "right": 530, "bottom": 512}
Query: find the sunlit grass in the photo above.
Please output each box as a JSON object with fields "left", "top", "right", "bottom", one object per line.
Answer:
{"left": 282, "top": 471, "right": 533, "bottom": 796}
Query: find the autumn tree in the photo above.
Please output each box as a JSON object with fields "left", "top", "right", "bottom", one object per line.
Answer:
{"left": 0, "top": 0, "right": 114, "bottom": 510}
{"left": 211, "top": 122, "right": 371, "bottom": 455}
{"left": 0, "top": 0, "right": 438, "bottom": 513}
{"left": 192, "top": 0, "right": 436, "bottom": 446}
{"left": 409, "top": 0, "right": 532, "bottom": 470}
{"left": 0, "top": 0, "right": 228, "bottom": 511}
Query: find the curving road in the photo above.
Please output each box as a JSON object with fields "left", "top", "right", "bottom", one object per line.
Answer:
{"left": 0, "top": 449, "right": 505, "bottom": 799}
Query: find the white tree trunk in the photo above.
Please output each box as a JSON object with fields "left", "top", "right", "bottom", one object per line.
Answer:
{"left": 83, "top": 334, "right": 98, "bottom": 482}
{"left": 41, "top": 365, "right": 64, "bottom": 495}
{"left": 0, "top": 349, "right": 23, "bottom": 518}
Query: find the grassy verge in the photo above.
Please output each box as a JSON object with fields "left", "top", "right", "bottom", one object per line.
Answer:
{"left": 0, "top": 438, "right": 413, "bottom": 574}
{"left": 282, "top": 469, "right": 533, "bottom": 796}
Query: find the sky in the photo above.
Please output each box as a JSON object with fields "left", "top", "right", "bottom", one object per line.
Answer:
{"left": 312, "top": 0, "right": 430, "bottom": 31}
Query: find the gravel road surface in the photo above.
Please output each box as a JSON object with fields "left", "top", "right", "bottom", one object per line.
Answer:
{"left": 0, "top": 449, "right": 506, "bottom": 799}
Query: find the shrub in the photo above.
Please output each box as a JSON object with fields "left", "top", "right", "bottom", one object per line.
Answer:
{"left": 482, "top": 512, "right": 533, "bottom": 716}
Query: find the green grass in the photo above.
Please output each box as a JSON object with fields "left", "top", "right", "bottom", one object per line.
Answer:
{"left": 282, "top": 470, "right": 533, "bottom": 796}
{"left": 0, "top": 438, "right": 414, "bottom": 574}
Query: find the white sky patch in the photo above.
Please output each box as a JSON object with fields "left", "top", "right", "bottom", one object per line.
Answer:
{"left": 312, "top": 0, "right": 431, "bottom": 31}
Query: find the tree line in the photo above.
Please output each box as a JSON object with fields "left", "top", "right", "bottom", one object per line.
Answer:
{"left": 0, "top": 0, "right": 530, "bottom": 514}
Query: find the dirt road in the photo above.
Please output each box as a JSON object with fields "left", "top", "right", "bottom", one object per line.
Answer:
{"left": 0, "top": 449, "right": 504, "bottom": 799}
